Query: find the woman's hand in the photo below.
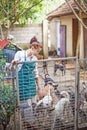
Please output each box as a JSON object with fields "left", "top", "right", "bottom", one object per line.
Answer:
{"left": 11, "top": 60, "right": 18, "bottom": 65}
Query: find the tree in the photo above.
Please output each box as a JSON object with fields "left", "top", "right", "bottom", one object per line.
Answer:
{"left": 0, "top": 0, "right": 56, "bottom": 39}
{"left": 0, "top": 0, "right": 45, "bottom": 39}
{"left": 65, "top": 0, "right": 87, "bottom": 30}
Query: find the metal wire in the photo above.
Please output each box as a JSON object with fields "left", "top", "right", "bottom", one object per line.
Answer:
{"left": 16, "top": 57, "right": 76, "bottom": 130}
{"left": 1, "top": 57, "right": 87, "bottom": 130}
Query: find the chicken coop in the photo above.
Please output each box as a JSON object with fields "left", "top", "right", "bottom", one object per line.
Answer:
{"left": 0, "top": 57, "right": 87, "bottom": 130}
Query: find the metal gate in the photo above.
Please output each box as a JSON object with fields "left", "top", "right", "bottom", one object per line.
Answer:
{"left": 77, "top": 58, "right": 87, "bottom": 129}
{"left": 16, "top": 57, "right": 77, "bottom": 130}
{"left": 1, "top": 57, "right": 87, "bottom": 130}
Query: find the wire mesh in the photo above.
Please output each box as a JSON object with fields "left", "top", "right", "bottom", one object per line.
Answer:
{"left": 16, "top": 57, "right": 77, "bottom": 130}
{"left": 78, "top": 59, "right": 87, "bottom": 129}
{"left": 2, "top": 57, "right": 87, "bottom": 130}
{"left": 0, "top": 62, "right": 18, "bottom": 130}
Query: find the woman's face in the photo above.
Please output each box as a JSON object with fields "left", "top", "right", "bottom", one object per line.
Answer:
{"left": 37, "top": 46, "right": 42, "bottom": 53}
{"left": 32, "top": 45, "right": 42, "bottom": 56}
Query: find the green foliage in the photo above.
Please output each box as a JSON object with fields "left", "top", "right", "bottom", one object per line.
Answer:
{"left": 0, "top": 85, "right": 17, "bottom": 130}
{"left": 0, "top": 0, "right": 44, "bottom": 27}
{"left": 0, "top": 51, "right": 17, "bottom": 130}
{"left": 0, "top": 50, "right": 6, "bottom": 65}
{"left": 0, "top": 0, "right": 64, "bottom": 26}
{"left": 0, "top": 51, "right": 6, "bottom": 82}
{"left": 32, "top": 0, "right": 65, "bottom": 23}
{"left": 0, "top": 0, "right": 65, "bottom": 39}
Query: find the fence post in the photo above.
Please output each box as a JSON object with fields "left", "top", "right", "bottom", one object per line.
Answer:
{"left": 16, "top": 65, "right": 22, "bottom": 130}
{"left": 75, "top": 58, "right": 79, "bottom": 130}
{"left": 12, "top": 66, "right": 17, "bottom": 130}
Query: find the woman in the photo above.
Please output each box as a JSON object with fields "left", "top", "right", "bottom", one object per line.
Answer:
{"left": 12, "top": 42, "right": 42, "bottom": 101}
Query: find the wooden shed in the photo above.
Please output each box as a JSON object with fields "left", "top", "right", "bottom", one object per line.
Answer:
{"left": 47, "top": 0, "right": 87, "bottom": 58}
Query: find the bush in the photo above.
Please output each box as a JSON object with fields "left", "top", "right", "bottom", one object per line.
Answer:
{"left": 0, "top": 51, "right": 17, "bottom": 130}
{"left": 0, "top": 85, "right": 17, "bottom": 130}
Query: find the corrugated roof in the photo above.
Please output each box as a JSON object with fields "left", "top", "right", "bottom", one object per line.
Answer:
{"left": 47, "top": 0, "right": 78, "bottom": 20}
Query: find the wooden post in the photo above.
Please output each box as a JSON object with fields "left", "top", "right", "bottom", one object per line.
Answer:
{"left": 75, "top": 58, "right": 79, "bottom": 130}
{"left": 76, "top": 0, "right": 84, "bottom": 59}
{"left": 43, "top": 19, "right": 48, "bottom": 59}
{"left": 50, "top": 21, "right": 56, "bottom": 51}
